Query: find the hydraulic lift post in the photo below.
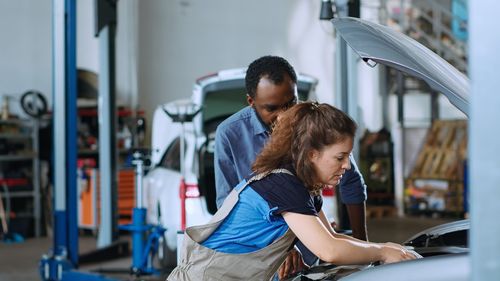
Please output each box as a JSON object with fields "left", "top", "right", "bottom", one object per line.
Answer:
{"left": 40, "top": 1, "right": 122, "bottom": 280}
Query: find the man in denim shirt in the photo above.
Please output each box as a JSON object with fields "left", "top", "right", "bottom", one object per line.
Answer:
{"left": 214, "top": 55, "right": 368, "bottom": 278}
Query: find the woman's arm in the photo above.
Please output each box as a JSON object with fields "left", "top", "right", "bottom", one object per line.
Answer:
{"left": 317, "top": 209, "right": 336, "bottom": 235}
{"left": 282, "top": 212, "right": 416, "bottom": 265}
{"left": 317, "top": 210, "right": 368, "bottom": 244}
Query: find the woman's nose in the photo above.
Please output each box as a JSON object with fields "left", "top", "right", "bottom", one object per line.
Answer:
{"left": 343, "top": 158, "right": 351, "bottom": 170}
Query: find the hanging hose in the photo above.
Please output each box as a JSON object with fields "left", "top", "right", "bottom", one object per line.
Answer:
{"left": 0, "top": 184, "right": 8, "bottom": 235}
{"left": 0, "top": 183, "right": 11, "bottom": 239}
{"left": 1, "top": 183, "right": 11, "bottom": 227}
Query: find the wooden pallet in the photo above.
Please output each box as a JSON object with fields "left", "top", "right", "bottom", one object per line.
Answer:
{"left": 410, "top": 120, "right": 467, "bottom": 180}
{"left": 406, "top": 120, "right": 467, "bottom": 214}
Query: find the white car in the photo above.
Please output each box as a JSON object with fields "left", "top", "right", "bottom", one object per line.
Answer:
{"left": 144, "top": 68, "right": 319, "bottom": 267}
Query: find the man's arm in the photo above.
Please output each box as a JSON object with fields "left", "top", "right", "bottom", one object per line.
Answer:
{"left": 338, "top": 155, "right": 368, "bottom": 241}
{"left": 214, "top": 127, "right": 239, "bottom": 208}
{"left": 345, "top": 202, "right": 367, "bottom": 241}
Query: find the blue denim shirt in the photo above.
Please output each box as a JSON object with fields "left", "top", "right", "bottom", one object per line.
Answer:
{"left": 214, "top": 106, "right": 367, "bottom": 208}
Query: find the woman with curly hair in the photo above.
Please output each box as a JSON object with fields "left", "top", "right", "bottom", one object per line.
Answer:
{"left": 168, "top": 102, "right": 416, "bottom": 281}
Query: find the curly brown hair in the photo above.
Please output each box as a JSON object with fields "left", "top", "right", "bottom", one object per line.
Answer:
{"left": 252, "top": 102, "right": 357, "bottom": 191}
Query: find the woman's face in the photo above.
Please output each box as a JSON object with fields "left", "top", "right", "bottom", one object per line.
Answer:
{"left": 310, "top": 137, "right": 353, "bottom": 186}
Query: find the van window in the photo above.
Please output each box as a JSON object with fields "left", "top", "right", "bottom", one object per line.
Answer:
{"left": 298, "top": 89, "right": 309, "bottom": 102}
{"left": 203, "top": 88, "right": 247, "bottom": 123}
{"left": 159, "top": 137, "right": 181, "bottom": 171}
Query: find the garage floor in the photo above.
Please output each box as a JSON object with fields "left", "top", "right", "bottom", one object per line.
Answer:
{"left": 0, "top": 216, "right": 455, "bottom": 281}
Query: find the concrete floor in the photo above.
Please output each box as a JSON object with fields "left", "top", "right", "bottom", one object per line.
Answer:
{"left": 0, "top": 216, "right": 454, "bottom": 281}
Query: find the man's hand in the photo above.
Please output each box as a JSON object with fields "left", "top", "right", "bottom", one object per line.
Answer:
{"left": 278, "top": 248, "right": 309, "bottom": 280}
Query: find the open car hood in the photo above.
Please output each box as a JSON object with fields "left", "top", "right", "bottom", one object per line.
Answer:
{"left": 404, "top": 219, "right": 469, "bottom": 246}
{"left": 283, "top": 220, "right": 470, "bottom": 280}
{"left": 404, "top": 219, "right": 469, "bottom": 252}
{"left": 331, "top": 17, "right": 469, "bottom": 116}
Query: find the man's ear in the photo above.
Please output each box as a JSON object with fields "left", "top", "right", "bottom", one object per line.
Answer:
{"left": 246, "top": 94, "right": 254, "bottom": 107}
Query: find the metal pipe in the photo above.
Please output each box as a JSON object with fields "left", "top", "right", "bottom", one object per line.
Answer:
{"left": 133, "top": 152, "right": 144, "bottom": 209}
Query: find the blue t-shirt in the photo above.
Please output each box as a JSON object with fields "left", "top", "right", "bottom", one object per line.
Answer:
{"left": 202, "top": 170, "right": 322, "bottom": 253}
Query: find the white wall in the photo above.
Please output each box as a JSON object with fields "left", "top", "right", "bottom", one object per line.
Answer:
{"left": 0, "top": 0, "right": 136, "bottom": 114}
{"left": 77, "top": 0, "right": 99, "bottom": 74}
{"left": 0, "top": 0, "right": 52, "bottom": 117}
{"left": 358, "top": 0, "right": 384, "bottom": 132}
{"left": 0, "top": 0, "right": 466, "bottom": 140}
{"left": 77, "top": 0, "right": 138, "bottom": 107}
{"left": 136, "top": 0, "right": 336, "bottom": 142}
{"left": 0, "top": 0, "right": 336, "bottom": 143}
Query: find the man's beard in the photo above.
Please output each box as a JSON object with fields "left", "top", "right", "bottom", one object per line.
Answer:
{"left": 252, "top": 106, "right": 272, "bottom": 132}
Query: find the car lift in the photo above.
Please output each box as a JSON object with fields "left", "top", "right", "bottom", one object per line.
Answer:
{"left": 120, "top": 152, "right": 166, "bottom": 276}
{"left": 39, "top": 1, "right": 164, "bottom": 280}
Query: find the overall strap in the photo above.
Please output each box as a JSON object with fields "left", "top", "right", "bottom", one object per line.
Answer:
{"left": 235, "top": 168, "right": 294, "bottom": 194}
{"left": 209, "top": 168, "right": 294, "bottom": 224}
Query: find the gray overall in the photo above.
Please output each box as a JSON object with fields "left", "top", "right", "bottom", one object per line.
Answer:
{"left": 167, "top": 169, "right": 297, "bottom": 281}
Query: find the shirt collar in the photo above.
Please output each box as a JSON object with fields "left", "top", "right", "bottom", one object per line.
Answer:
{"left": 249, "top": 107, "right": 270, "bottom": 136}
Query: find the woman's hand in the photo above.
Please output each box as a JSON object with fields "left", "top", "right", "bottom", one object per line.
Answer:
{"left": 379, "top": 242, "right": 418, "bottom": 264}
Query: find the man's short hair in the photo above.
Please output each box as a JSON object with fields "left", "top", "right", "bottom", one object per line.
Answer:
{"left": 245, "top": 55, "right": 297, "bottom": 99}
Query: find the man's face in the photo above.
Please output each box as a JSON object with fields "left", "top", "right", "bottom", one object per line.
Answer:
{"left": 247, "top": 74, "right": 297, "bottom": 129}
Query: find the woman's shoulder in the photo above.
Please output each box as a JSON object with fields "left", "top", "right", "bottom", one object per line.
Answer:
{"left": 250, "top": 168, "right": 319, "bottom": 216}
{"left": 256, "top": 168, "right": 309, "bottom": 195}
{"left": 267, "top": 169, "right": 301, "bottom": 184}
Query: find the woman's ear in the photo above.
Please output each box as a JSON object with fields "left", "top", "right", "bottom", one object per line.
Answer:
{"left": 308, "top": 149, "right": 319, "bottom": 163}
